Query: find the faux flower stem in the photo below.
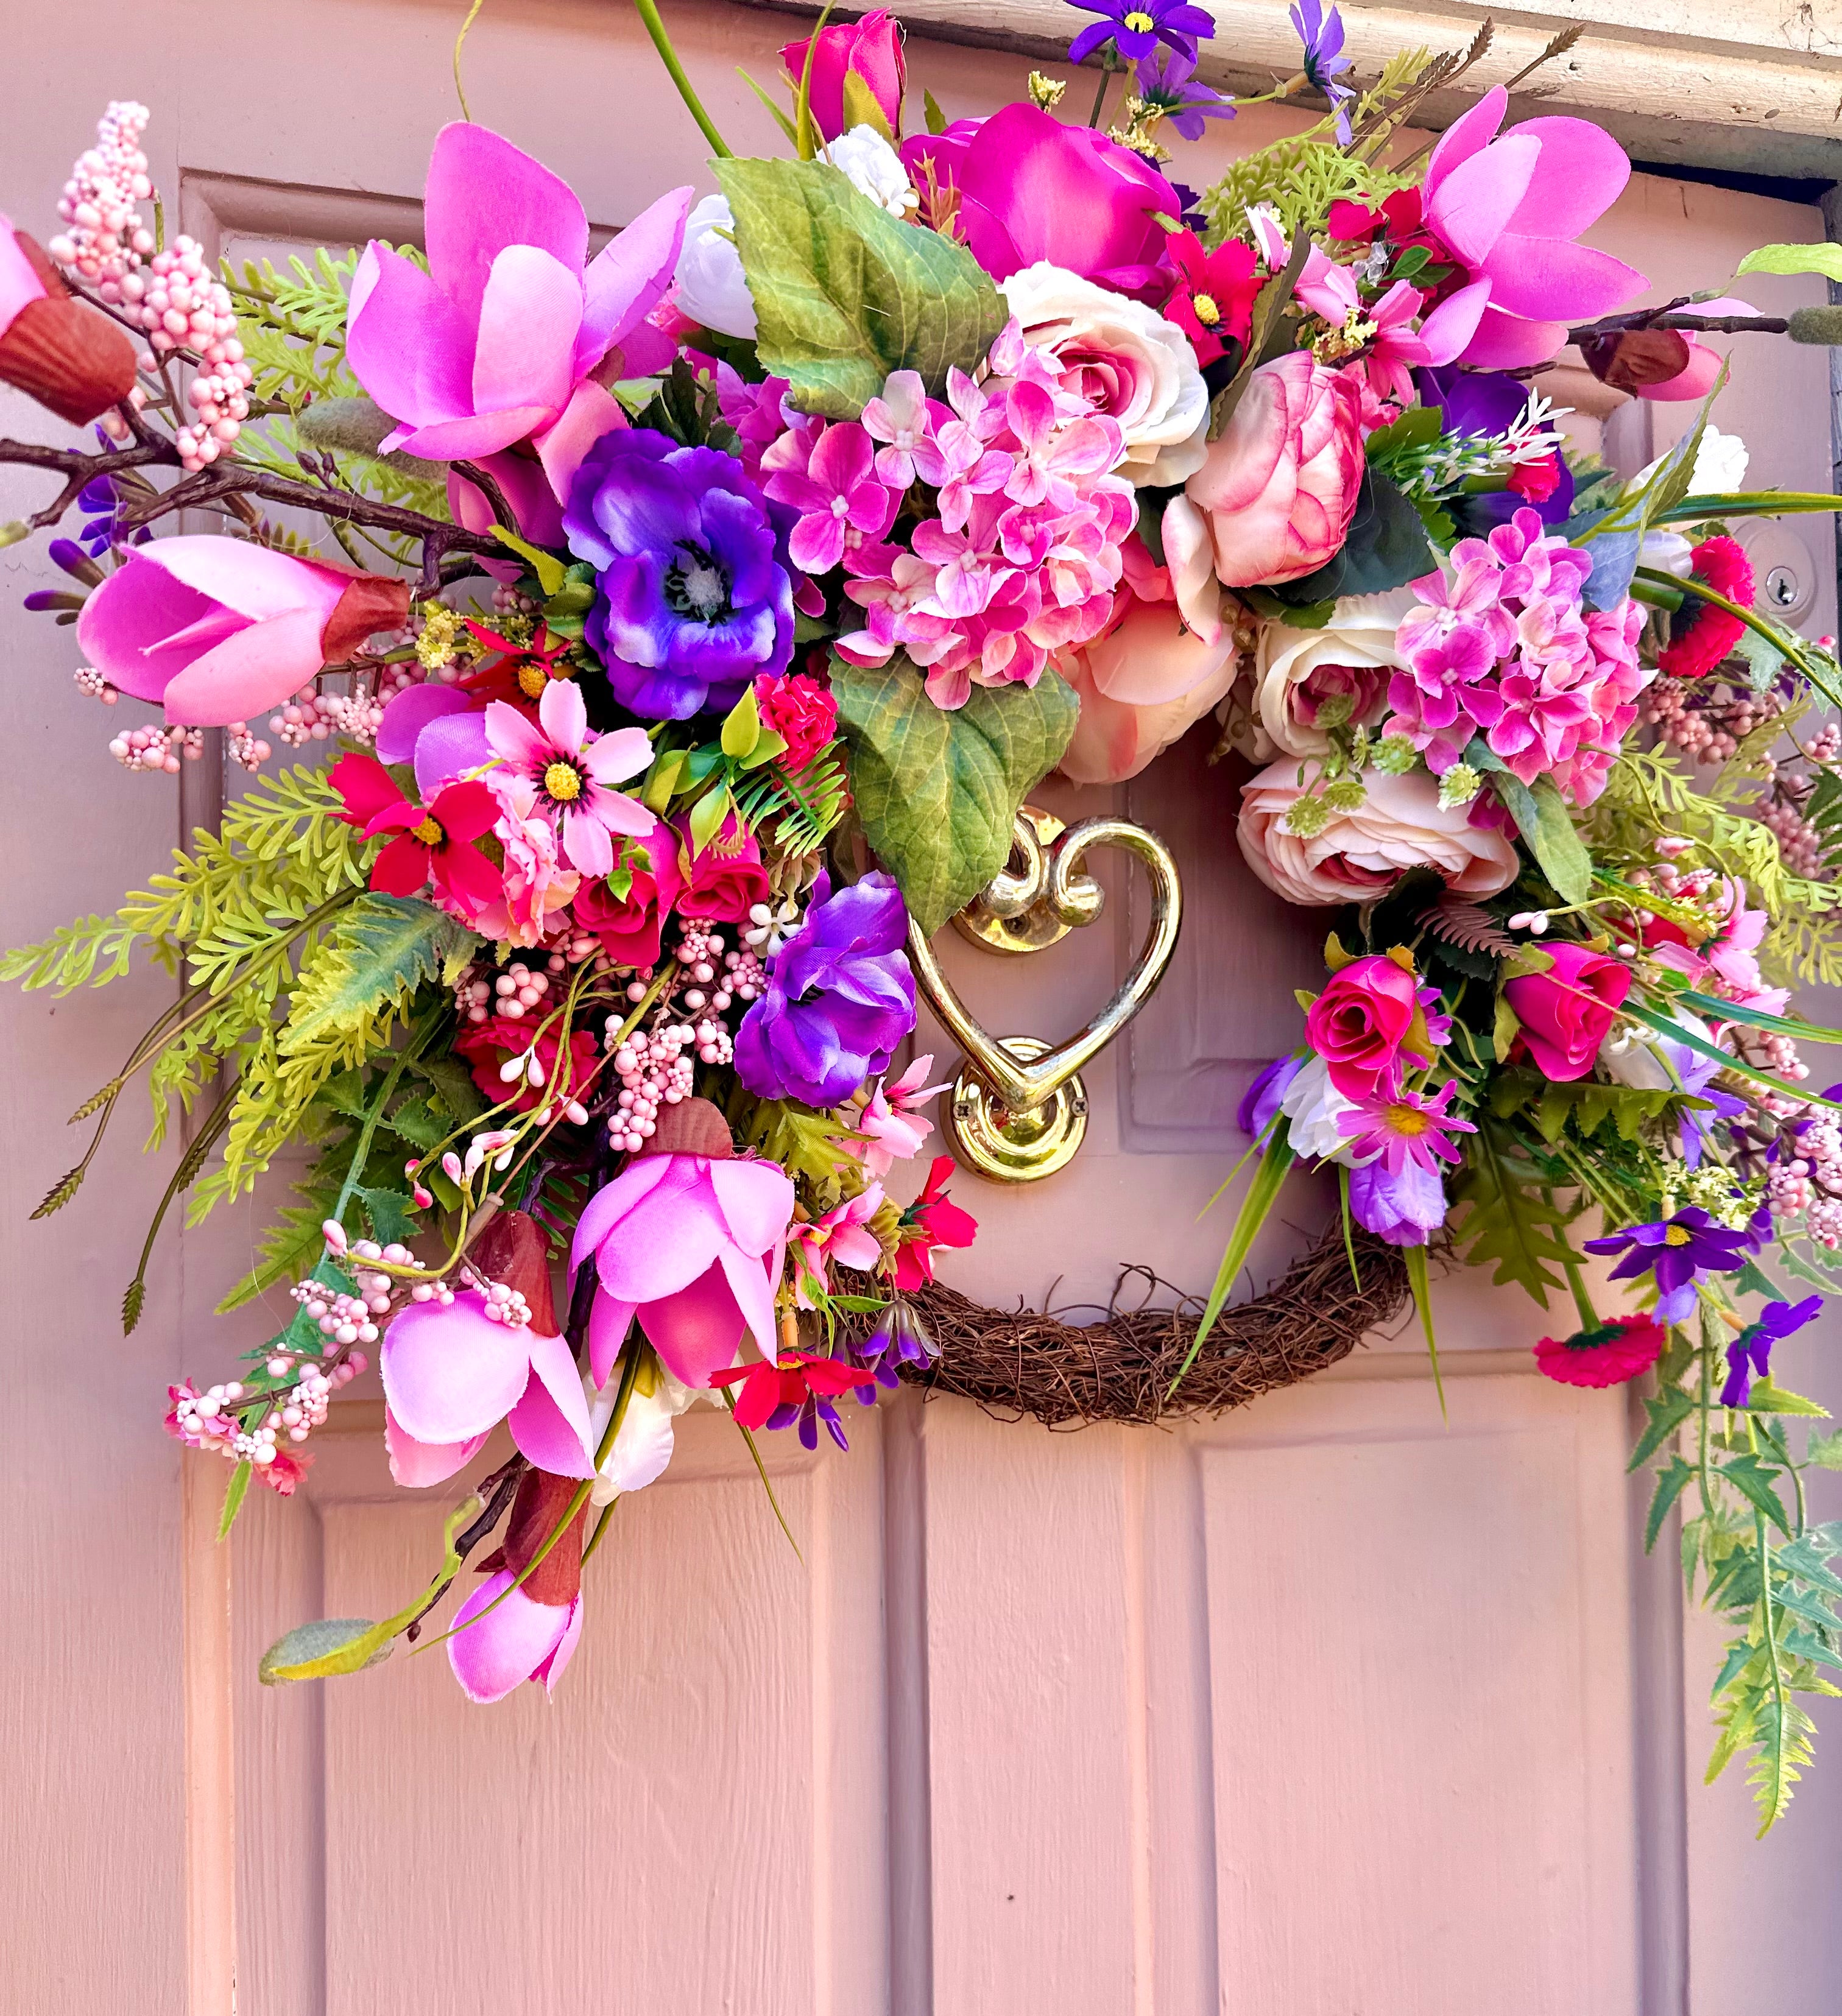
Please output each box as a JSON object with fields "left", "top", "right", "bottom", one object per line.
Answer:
{"left": 630, "top": 0, "right": 733, "bottom": 158}
{"left": 1089, "top": 49, "right": 1120, "bottom": 127}
{"left": 1562, "top": 1258, "right": 1600, "bottom": 1334}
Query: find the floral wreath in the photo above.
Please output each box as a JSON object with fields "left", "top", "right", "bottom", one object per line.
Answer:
{"left": 6, "top": 0, "right": 1842, "bottom": 1828}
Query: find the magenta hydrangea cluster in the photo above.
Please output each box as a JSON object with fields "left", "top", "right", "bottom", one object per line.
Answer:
{"left": 723, "top": 322, "right": 1136, "bottom": 710}
{"left": 1384, "top": 507, "right": 1647, "bottom": 805}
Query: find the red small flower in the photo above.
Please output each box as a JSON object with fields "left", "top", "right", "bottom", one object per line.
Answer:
{"left": 1533, "top": 1314, "right": 1666, "bottom": 1389}
{"left": 453, "top": 1015, "right": 599, "bottom": 1114}
{"left": 1506, "top": 452, "right": 1562, "bottom": 504}
{"left": 458, "top": 619, "right": 576, "bottom": 713}
{"left": 330, "top": 753, "right": 502, "bottom": 920}
{"left": 892, "top": 1155, "right": 979, "bottom": 1291}
{"left": 1657, "top": 535, "right": 1755, "bottom": 680}
{"left": 753, "top": 670, "right": 839, "bottom": 771}
{"left": 1162, "top": 231, "right": 1263, "bottom": 367}
{"left": 713, "top": 1354, "right": 877, "bottom": 1427}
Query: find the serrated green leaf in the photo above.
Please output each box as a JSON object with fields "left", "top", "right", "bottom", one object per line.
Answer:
{"left": 1746, "top": 1380, "right": 1831, "bottom": 1419}
{"left": 1736, "top": 241, "right": 1842, "bottom": 283}
{"left": 1807, "top": 1427, "right": 1842, "bottom": 1472}
{"left": 1629, "top": 1389, "right": 1696, "bottom": 1471}
{"left": 217, "top": 1460, "right": 253, "bottom": 1541}
{"left": 283, "top": 895, "right": 477, "bottom": 1056}
{"left": 356, "top": 1185, "right": 418, "bottom": 1247}
{"left": 830, "top": 654, "right": 1079, "bottom": 936}
{"left": 1646, "top": 1454, "right": 1696, "bottom": 1551}
{"left": 1449, "top": 1116, "right": 1576, "bottom": 1306}
{"left": 1720, "top": 1454, "right": 1793, "bottom": 1537}
{"left": 715, "top": 157, "right": 1006, "bottom": 417}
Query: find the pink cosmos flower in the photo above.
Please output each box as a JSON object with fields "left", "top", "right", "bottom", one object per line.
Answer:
{"left": 572, "top": 1098, "right": 794, "bottom": 1392}
{"left": 347, "top": 123, "right": 691, "bottom": 495}
{"left": 484, "top": 679, "right": 652, "bottom": 878}
{"left": 76, "top": 537, "right": 409, "bottom": 727}
{"left": 1337, "top": 1079, "right": 1475, "bottom": 1175}
{"left": 761, "top": 420, "right": 902, "bottom": 576}
{"left": 856, "top": 1055, "right": 948, "bottom": 1178}
{"left": 1417, "top": 86, "right": 1645, "bottom": 370}
{"left": 789, "top": 1183, "right": 886, "bottom": 1307}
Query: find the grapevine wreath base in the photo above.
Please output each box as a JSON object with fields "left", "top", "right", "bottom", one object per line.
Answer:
{"left": 847, "top": 1225, "right": 1411, "bottom": 1428}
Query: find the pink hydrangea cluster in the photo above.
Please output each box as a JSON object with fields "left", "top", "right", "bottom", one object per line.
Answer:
{"left": 1384, "top": 508, "right": 1646, "bottom": 806}
{"left": 731, "top": 323, "right": 1134, "bottom": 710}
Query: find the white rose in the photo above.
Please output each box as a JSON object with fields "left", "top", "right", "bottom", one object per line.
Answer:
{"left": 819, "top": 126, "right": 919, "bottom": 217}
{"left": 674, "top": 192, "right": 757, "bottom": 340}
{"left": 1244, "top": 588, "right": 1418, "bottom": 760}
{"left": 1000, "top": 260, "right": 1210, "bottom": 487}
{"left": 1599, "top": 1010, "right": 1712, "bottom": 1091}
{"left": 584, "top": 1361, "right": 704, "bottom": 1501}
{"left": 1279, "top": 1053, "right": 1359, "bottom": 1163}
{"left": 1238, "top": 762, "right": 1522, "bottom": 908}
{"left": 1638, "top": 421, "right": 1749, "bottom": 499}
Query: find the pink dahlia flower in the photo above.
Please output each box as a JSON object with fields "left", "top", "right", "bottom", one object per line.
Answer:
{"left": 347, "top": 122, "right": 691, "bottom": 493}
{"left": 572, "top": 1099, "right": 794, "bottom": 1392}
{"left": 76, "top": 536, "right": 409, "bottom": 727}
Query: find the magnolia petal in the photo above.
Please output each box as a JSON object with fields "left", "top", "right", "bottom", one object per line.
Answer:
{"left": 384, "top": 1406, "right": 489, "bottom": 1488}
{"left": 1416, "top": 280, "right": 1491, "bottom": 367}
{"left": 533, "top": 380, "right": 628, "bottom": 509}
{"left": 1481, "top": 236, "right": 1646, "bottom": 323}
{"left": 587, "top": 1291, "right": 640, "bottom": 1389}
{"left": 638, "top": 1263, "right": 749, "bottom": 1389}
{"left": 1503, "top": 117, "right": 1631, "bottom": 240}
{"left": 594, "top": 1172, "right": 730, "bottom": 1302}
{"left": 570, "top": 1156, "right": 673, "bottom": 1272}
{"left": 345, "top": 242, "right": 478, "bottom": 431}
{"left": 534, "top": 1594, "right": 585, "bottom": 1697}
{"left": 473, "top": 244, "right": 581, "bottom": 425}
{"left": 1423, "top": 84, "right": 1506, "bottom": 195}
{"left": 160, "top": 607, "right": 336, "bottom": 727}
{"left": 718, "top": 1246, "right": 780, "bottom": 1362}
{"left": 1425, "top": 133, "right": 1539, "bottom": 269}
{"left": 708, "top": 1157, "right": 797, "bottom": 1257}
{"left": 448, "top": 1570, "right": 574, "bottom": 1704}
{"left": 576, "top": 185, "right": 694, "bottom": 375}
{"left": 380, "top": 1291, "right": 533, "bottom": 1446}
{"left": 424, "top": 121, "right": 588, "bottom": 325}
{"left": 508, "top": 1352, "right": 598, "bottom": 1479}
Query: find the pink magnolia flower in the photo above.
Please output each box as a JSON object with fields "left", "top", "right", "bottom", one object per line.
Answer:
{"left": 1417, "top": 86, "right": 1645, "bottom": 370}
{"left": 856, "top": 1055, "right": 948, "bottom": 1178}
{"left": 902, "top": 105, "right": 1180, "bottom": 300}
{"left": 382, "top": 1213, "right": 600, "bottom": 1486}
{"left": 448, "top": 1468, "right": 587, "bottom": 1704}
{"left": 790, "top": 1183, "right": 886, "bottom": 1306}
{"left": 347, "top": 123, "right": 691, "bottom": 495}
{"left": 1174, "top": 353, "right": 1363, "bottom": 587}
{"left": 779, "top": 7, "right": 907, "bottom": 141}
{"left": 572, "top": 1098, "right": 794, "bottom": 1392}
{"left": 484, "top": 678, "right": 652, "bottom": 878}
{"left": 76, "top": 537, "right": 409, "bottom": 727}
{"left": 761, "top": 420, "right": 901, "bottom": 576}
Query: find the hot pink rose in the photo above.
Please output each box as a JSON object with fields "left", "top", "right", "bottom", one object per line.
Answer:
{"left": 779, "top": 7, "right": 906, "bottom": 141}
{"left": 1503, "top": 941, "right": 1631, "bottom": 1081}
{"left": 1305, "top": 955, "right": 1428, "bottom": 1101}
{"left": 1175, "top": 353, "right": 1363, "bottom": 587}
{"left": 1056, "top": 589, "right": 1238, "bottom": 784}
{"left": 674, "top": 810, "right": 772, "bottom": 922}
{"left": 902, "top": 105, "right": 1179, "bottom": 300}
{"left": 571, "top": 814, "right": 683, "bottom": 968}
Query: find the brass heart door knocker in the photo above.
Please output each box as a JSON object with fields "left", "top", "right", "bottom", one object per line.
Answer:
{"left": 907, "top": 808, "right": 1182, "bottom": 1182}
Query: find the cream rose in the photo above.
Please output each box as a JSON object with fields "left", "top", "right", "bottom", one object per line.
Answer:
{"left": 1246, "top": 589, "right": 1418, "bottom": 760}
{"left": 1238, "top": 763, "right": 1520, "bottom": 907}
{"left": 1001, "top": 261, "right": 1209, "bottom": 487}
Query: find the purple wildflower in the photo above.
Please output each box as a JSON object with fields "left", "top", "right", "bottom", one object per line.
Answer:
{"left": 1720, "top": 1296, "right": 1823, "bottom": 1408}
{"left": 1132, "top": 46, "right": 1235, "bottom": 140}
{"left": 563, "top": 426, "right": 793, "bottom": 721}
{"left": 850, "top": 1299, "right": 939, "bottom": 1402}
{"left": 1584, "top": 1208, "right": 1754, "bottom": 1327}
{"left": 1237, "top": 1053, "right": 1304, "bottom": 1138}
{"left": 734, "top": 870, "right": 917, "bottom": 1108}
{"left": 1347, "top": 1157, "right": 1447, "bottom": 1247}
{"left": 1066, "top": 0, "right": 1216, "bottom": 68}
{"left": 1290, "top": 0, "right": 1354, "bottom": 143}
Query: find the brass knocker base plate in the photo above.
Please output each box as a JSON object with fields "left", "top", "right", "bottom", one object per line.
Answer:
{"left": 941, "top": 1035, "right": 1089, "bottom": 1182}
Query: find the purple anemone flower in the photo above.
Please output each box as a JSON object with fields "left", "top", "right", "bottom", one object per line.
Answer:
{"left": 563, "top": 426, "right": 793, "bottom": 720}
{"left": 1290, "top": 0, "right": 1354, "bottom": 143}
{"left": 1347, "top": 1157, "right": 1447, "bottom": 1247}
{"left": 1584, "top": 1207, "right": 1754, "bottom": 1327}
{"left": 734, "top": 870, "right": 917, "bottom": 1108}
{"left": 1720, "top": 1295, "right": 1823, "bottom": 1408}
{"left": 1132, "top": 46, "right": 1235, "bottom": 139}
{"left": 1067, "top": 0, "right": 1216, "bottom": 68}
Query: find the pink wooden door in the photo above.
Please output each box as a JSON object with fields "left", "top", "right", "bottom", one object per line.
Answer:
{"left": 4, "top": 8, "right": 1839, "bottom": 2012}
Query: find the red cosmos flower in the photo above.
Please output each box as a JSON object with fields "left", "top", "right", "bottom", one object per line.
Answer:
{"left": 1533, "top": 1314, "right": 1666, "bottom": 1389}
{"left": 1657, "top": 535, "right": 1756, "bottom": 680}
{"left": 330, "top": 753, "right": 502, "bottom": 920}
{"left": 458, "top": 619, "right": 576, "bottom": 713}
{"left": 1162, "top": 231, "right": 1263, "bottom": 367}
{"left": 892, "top": 1155, "right": 979, "bottom": 1291}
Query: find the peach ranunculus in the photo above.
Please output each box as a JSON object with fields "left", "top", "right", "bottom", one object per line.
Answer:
{"left": 1237, "top": 762, "right": 1520, "bottom": 906}
{"left": 1056, "top": 575, "right": 1239, "bottom": 785}
{"left": 1242, "top": 589, "right": 1417, "bottom": 760}
{"left": 1000, "top": 261, "right": 1210, "bottom": 487}
{"left": 1170, "top": 353, "right": 1363, "bottom": 588}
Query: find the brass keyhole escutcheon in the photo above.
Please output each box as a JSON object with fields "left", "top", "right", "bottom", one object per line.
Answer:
{"left": 911, "top": 808, "right": 1182, "bottom": 1183}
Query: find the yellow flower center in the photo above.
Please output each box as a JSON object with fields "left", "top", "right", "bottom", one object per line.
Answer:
{"left": 409, "top": 814, "right": 444, "bottom": 846}
{"left": 1664, "top": 1225, "right": 1692, "bottom": 1247}
{"left": 1123, "top": 9, "right": 1155, "bottom": 27}
{"left": 1191, "top": 292, "right": 1221, "bottom": 326}
{"left": 517, "top": 661, "right": 550, "bottom": 700}
{"left": 1384, "top": 1102, "right": 1431, "bottom": 1138}
{"left": 543, "top": 760, "right": 583, "bottom": 803}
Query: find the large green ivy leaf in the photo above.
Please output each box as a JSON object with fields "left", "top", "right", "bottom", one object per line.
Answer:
{"left": 715, "top": 158, "right": 1007, "bottom": 418}
{"left": 831, "top": 655, "right": 1079, "bottom": 936}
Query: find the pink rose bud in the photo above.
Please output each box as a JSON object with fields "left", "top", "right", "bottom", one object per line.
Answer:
{"left": 1503, "top": 942, "right": 1632, "bottom": 1082}
{"left": 780, "top": 7, "right": 906, "bottom": 141}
